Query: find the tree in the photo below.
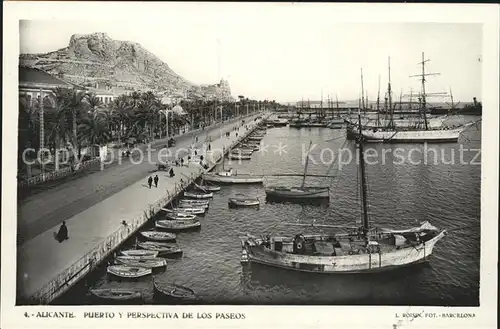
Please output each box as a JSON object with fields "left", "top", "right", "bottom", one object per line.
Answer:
{"left": 77, "top": 112, "right": 111, "bottom": 158}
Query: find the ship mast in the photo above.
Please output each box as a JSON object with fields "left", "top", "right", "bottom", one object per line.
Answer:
{"left": 376, "top": 75, "right": 381, "bottom": 126}
{"left": 336, "top": 94, "right": 340, "bottom": 118}
{"left": 301, "top": 141, "right": 313, "bottom": 188}
{"left": 387, "top": 56, "right": 394, "bottom": 129}
{"left": 360, "top": 68, "right": 365, "bottom": 112}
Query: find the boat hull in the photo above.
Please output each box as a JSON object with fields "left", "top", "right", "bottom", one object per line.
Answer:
{"left": 89, "top": 289, "right": 143, "bottom": 304}
{"left": 202, "top": 174, "right": 264, "bottom": 184}
{"left": 361, "top": 128, "right": 462, "bottom": 143}
{"left": 139, "top": 231, "right": 176, "bottom": 242}
{"left": 155, "top": 220, "right": 201, "bottom": 232}
{"left": 265, "top": 186, "right": 330, "bottom": 199}
{"left": 114, "top": 257, "right": 168, "bottom": 269}
{"left": 243, "top": 231, "right": 445, "bottom": 274}
{"left": 184, "top": 191, "right": 213, "bottom": 199}
{"left": 228, "top": 199, "right": 260, "bottom": 207}
{"left": 137, "top": 242, "right": 184, "bottom": 258}
{"left": 153, "top": 282, "right": 197, "bottom": 304}
{"left": 107, "top": 266, "right": 152, "bottom": 279}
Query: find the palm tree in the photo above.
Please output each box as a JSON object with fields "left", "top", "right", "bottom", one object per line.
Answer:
{"left": 54, "top": 87, "right": 86, "bottom": 150}
{"left": 18, "top": 95, "right": 39, "bottom": 178}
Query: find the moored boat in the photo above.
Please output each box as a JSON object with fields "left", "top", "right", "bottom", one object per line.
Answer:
{"left": 178, "top": 201, "right": 209, "bottom": 209}
{"left": 202, "top": 169, "right": 263, "bottom": 184}
{"left": 137, "top": 241, "right": 184, "bottom": 257}
{"left": 164, "top": 212, "right": 197, "bottom": 221}
{"left": 114, "top": 256, "right": 167, "bottom": 269}
{"left": 89, "top": 289, "right": 143, "bottom": 304}
{"left": 153, "top": 280, "right": 197, "bottom": 303}
{"left": 120, "top": 249, "right": 158, "bottom": 259}
{"left": 164, "top": 207, "right": 206, "bottom": 215}
{"left": 229, "top": 153, "right": 252, "bottom": 160}
{"left": 178, "top": 199, "right": 210, "bottom": 206}
{"left": 155, "top": 219, "right": 201, "bottom": 232}
{"left": 107, "top": 265, "right": 152, "bottom": 279}
{"left": 184, "top": 191, "right": 213, "bottom": 199}
{"left": 265, "top": 186, "right": 330, "bottom": 200}
{"left": 139, "top": 231, "right": 176, "bottom": 242}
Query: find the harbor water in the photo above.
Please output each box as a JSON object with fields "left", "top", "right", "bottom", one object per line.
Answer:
{"left": 57, "top": 115, "right": 481, "bottom": 306}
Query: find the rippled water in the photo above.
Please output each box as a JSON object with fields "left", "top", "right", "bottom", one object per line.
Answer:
{"left": 59, "top": 115, "right": 481, "bottom": 306}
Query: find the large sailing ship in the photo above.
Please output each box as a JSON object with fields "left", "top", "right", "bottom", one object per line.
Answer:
{"left": 240, "top": 110, "right": 447, "bottom": 273}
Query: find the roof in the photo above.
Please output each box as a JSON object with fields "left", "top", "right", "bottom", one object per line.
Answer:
{"left": 86, "top": 87, "right": 115, "bottom": 96}
{"left": 19, "top": 66, "right": 73, "bottom": 88}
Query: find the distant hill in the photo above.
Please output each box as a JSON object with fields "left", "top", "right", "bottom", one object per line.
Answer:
{"left": 19, "top": 32, "right": 195, "bottom": 93}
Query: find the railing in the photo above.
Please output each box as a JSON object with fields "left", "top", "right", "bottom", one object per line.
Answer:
{"left": 18, "top": 158, "right": 101, "bottom": 189}
{"left": 24, "top": 113, "right": 267, "bottom": 305}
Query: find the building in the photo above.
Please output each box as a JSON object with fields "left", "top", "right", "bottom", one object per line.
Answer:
{"left": 19, "top": 66, "right": 75, "bottom": 107}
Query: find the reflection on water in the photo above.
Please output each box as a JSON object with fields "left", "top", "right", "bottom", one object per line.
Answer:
{"left": 56, "top": 115, "right": 481, "bottom": 306}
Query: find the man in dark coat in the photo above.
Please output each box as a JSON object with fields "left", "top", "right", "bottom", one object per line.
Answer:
{"left": 148, "top": 176, "right": 153, "bottom": 189}
{"left": 154, "top": 175, "right": 159, "bottom": 188}
{"left": 56, "top": 221, "right": 69, "bottom": 243}
{"left": 169, "top": 168, "right": 175, "bottom": 177}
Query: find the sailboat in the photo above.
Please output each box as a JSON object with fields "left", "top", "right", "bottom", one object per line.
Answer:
{"left": 202, "top": 147, "right": 264, "bottom": 184}
{"left": 348, "top": 54, "right": 467, "bottom": 143}
{"left": 327, "top": 94, "right": 344, "bottom": 128}
{"left": 265, "top": 141, "right": 330, "bottom": 201}
{"left": 240, "top": 110, "right": 447, "bottom": 273}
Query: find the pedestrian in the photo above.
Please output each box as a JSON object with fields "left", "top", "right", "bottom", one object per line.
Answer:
{"left": 208, "top": 144, "right": 211, "bottom": 151}
{"left": 200, "top": 155, "right": 204, "bottom": 161}
{"left": 181, "top": 158, "right": 184, "bottom": 166}
{"left": 236, "top": 133, "right": 238, "bottom": 137}
{"left": 154, "top": 175, "right": 159, "bottom": 188}
{"left": 148, "top": 176, "right": 153, "bottom": 189}
{"left": 194, "top": 150, "right": 198, "bottom": 156}
{"left": 169, "top": 168, "right": 175, "bottom": 177}
{"left": 55, "top": 221, "right": 69, "bottom": 243}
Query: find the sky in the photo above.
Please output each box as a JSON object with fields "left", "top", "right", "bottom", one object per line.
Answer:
{"left": 19, "top": 13, "right": 482, "bottom": 103}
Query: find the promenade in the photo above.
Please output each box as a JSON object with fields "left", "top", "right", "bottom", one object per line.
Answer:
{"left": 17, "top": 113, "right": 265, "bottom": 303}
{"left": 18, "top": 114, "right": 259, "bottom": 244}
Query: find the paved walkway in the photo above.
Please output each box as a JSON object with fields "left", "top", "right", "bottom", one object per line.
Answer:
{"left": 17, "top": 115, "right": 265, "bottom": 301}
{"left": 17, "top": 113, "right": 261, "bottom": 244}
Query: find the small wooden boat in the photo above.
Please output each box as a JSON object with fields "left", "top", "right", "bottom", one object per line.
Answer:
{"left": 153, "top": 280, "right": 197, "bottom": 303}
{"left": 107, "top": 265, "right": 152, "bottom": 279}
{"left": 179, "top": 198, "right": 210, "bottom": 205}
{"left": 155, "top": 219, "right": 201, "bottom": 232}
{"left": 120, "top": 249, "right": 158, "bottom": 259}
{"left": 193, "top": 180, "right": 221, "bottom": 192}
{"left": 89, "top": 289, "right": 143, "bottom": 304}
{"left": 115, "top": 256, "right": 167, "bottom": 269}
{"left": 139, "top": 231, "right": 176, "bottom": 242}
{"left": 178, "top": 202, "right": 209, "bottom": 209}
{"left": 202, "top": 169, "right": 264, "bottom": 184}
{"left": 232, "top": 148, "right": 253, "bottom": 155}
{"left": 137, "top": 241, "right": 183, "bottom": 257}
{"left": 164, "top": 212, "right": 197, "bottom": 221}
{"left": 164, "top": 207, "right": 206, "bottom": 215}
{"left": 184, "top": 191, "right": 213, "bottom": 199}
{"left": 229, "top": 195, "right": 260, "bottom": 207}
{"left": 229, "top": 153, "right": 252, "bottom": 160}
{"left": 248, "top": 136, "right": 263, "bottom": 141}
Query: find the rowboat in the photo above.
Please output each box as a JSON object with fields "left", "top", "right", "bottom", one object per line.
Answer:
{"left": 155, "top": 219, "right": 201, "bottom": 232}
{"left": 165, "top": 212, "right": 197, "bottom": 221}
{"left": 202, "top": 169, "right": 264, "bottom": 184}
{"left": 137, "top": 241, "right": 183, "bottom": 258}
{"left": 114, "top": 256, "right": 167, "bottom": 269}
{"left": 163, "top": 207, "right": 206, "bottom": 215}
{"left": 229, "top": 195, "right": 260, "bottom": 207}
{"left": 248, "top": 136, "right": 263, "bottom": 141}
{"left": 232, "top": 148, "right": 253, "bottom": 155}
{"left": 153, "top": 280, "right": 197, "bottom": 303}
{"left": 139, "top": 231, "right": 176, "bottom": 242}
{"left": 184, "top": 191, "right": 213, "bottom": 199}
{"left": 89, "top": 289, "right": 143, "bottom": 304}
{"left": 178, "top": 199, "right": 210, "bottom": 206}
{"left": 120, "top": 250, "right": 158, "bottom": 259}
{"left": 107, "top": 265, "right": 152, "bottom": 279}
{"left": 192, "top": 179, "right": 221, "bottom": 192}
